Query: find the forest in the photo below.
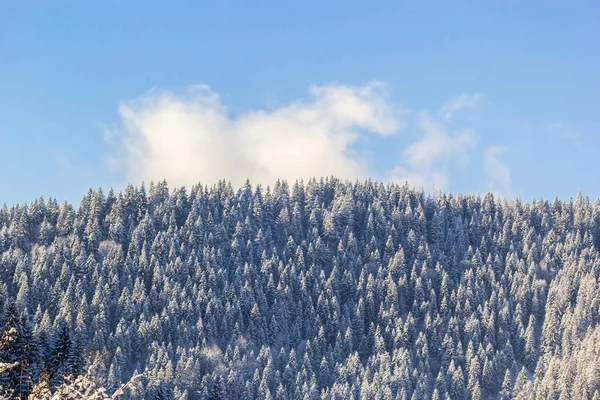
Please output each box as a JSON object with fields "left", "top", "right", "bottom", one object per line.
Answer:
{"left": 0, "top": 178, "right": 599, "bottom": 399}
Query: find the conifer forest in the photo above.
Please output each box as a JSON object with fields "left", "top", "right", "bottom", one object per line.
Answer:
{"left": 1, "top": 178, "right": 600, "bottom": 399}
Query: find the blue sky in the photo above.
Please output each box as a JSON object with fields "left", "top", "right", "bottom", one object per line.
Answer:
{"left": 1, "top": 1, "right": 599, "bottom": 205}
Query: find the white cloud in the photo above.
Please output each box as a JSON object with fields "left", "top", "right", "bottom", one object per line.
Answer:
{"left": 484, "top": 146, "right": 513, "bottom": 198}
{"left": 107, "top": 83, "right": 487, "bottom": 193}
{"left": 548, "top": 123, "right": 582, "bottom": 151}
{"left": 386, "top": 165, "right": 449, "bottom": 192}
{"left": 440, "top": 93, "right": 484, "bottom": 121}
{"left": 107, "top": 82, "right": 404, "bottom": 188}
{"left": 386, "top": 101, "right": 479, "bottom": 191}
{"left": 402, "top": 112, "right": 477, "bottom": 168}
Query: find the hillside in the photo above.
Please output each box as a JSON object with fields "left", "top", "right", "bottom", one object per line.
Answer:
{"left": 1, "top": 178, "right": 599, "bottom": 399}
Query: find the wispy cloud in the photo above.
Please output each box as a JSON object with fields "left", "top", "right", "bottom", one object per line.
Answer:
{"left": 106, "top": 82, "right": 405, "bottom": 188}
{"left": 440, "top": 93, "right": 484, "bottom": 121}
{"left": 386, "top": 97, "right": 479, "bottom": 191}
{"left": 484, "top": 146, "right": 513, "bottom": 198}
{"left": 548, "top": 123, "right": 583, "bottom": 152}
{"left": 403, "top": 112, "right": 477, "bottom": 169}
{"left": 386, "top": 165, "right": 449, "bottom": 192}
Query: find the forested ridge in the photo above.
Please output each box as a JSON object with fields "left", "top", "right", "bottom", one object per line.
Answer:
{"left": 1, "top": 178, "right": 600, "bottom": 399}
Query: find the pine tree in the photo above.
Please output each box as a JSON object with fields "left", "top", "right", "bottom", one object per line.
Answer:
{"left": 500, "top": 368, "right": 512, "bottom": 399}
{"left": 0, "top": 302, "right": 39, "bottom": 397}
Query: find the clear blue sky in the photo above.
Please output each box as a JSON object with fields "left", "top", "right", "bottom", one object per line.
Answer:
{"left": 1, "top": 1, "right": 599, "bottom": 205}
